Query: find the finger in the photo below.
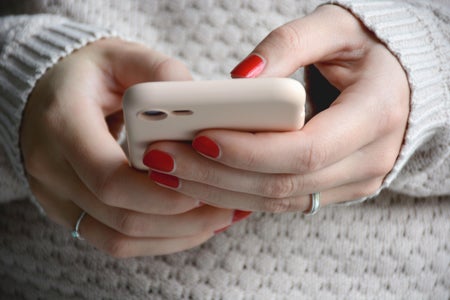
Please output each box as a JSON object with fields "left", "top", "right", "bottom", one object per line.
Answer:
{"left": 30, "top": 164, "right": 233, "bottom": 240}
{"left": 61, "top": 123, "right": 199, "bottom": 213}
{"left": 102, "top": 39, "right": 193, "bottom": 87}
{"left": 30, "top": 155, "right": 234, "bottom": 237}
{"left": 59, "top": 46, "right": 197, "bottom": 213}
{"left": 192, "top": 82, "right": 387, "bottom": 174}
{"left": 150, "top": 172, "right": 383, "bottom": 213}
{"left": 147, "top": 136, "right": 396, "bottom": 199}
{"left": 72, "top": 183, "right": 234, "bottom": 238}
{"left": 36, "top": 157, "right": 203, "bottom": 219}
{"left": 78, "top": 213, "right": 215, "bottom": 257}
{"left": 34, "top": 179, "right": 216, "bottom": 257}
{"left": 67, "top": 145, "right": 198, "bottom": 214}
{"left": 28, "top": 176, "right": 81, "bottom": 228}
{"left": 27, "top": 118, "right": 199, "bottom": 215}
{"left": 231, "top": 5, "right": 367, "bottom": 78}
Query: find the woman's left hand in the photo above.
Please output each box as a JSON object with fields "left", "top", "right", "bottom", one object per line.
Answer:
{"left": 144, "top": 5, "right": 410, "bottom": 213}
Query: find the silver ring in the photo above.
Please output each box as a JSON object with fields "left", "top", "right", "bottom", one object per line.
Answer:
{"left": 71, "top": 211, "right": 86, "bottom": 240}
{"left": 303, "top": 192, "right": 320, "bottom": 216}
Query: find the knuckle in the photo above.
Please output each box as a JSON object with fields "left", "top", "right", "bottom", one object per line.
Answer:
{"left": 102, "top": 234, "right": 133, "bottom": 258}
{"left": 114, "top": 210, "right": 143, "bottom": 237}
{"left": 155, "top": 193, "right": 197, "bottom": 215}
{"left": 195, "top": 165, "right": 218, "bottom": 185}
{"left": 302, "top": 139, "right": 327, "bottom": 172}
{"left": 260, "top": 175, "right": 297, "bottom": 198}
{"left": 240, "top": 147, "right": 260, "bottom": 170}
{"left": 196, "top": 216, "right": 216, "bottom": 234}
{"left": 95, "top": 174, "right": 114, "bottom": 205}
{"left": 95, "top": 171, "right": 123, "bottom": 207}
{"left": 262, "top": 197, "right": 291, "bottom": 213}
{"left": 199, "top": 187, "right": 220, "bottom": 206}
{"left": 153, "top": 57, "right": 189, "bottom": 80}
{"left": 268, "top": 23, "right": 302, "bottom": 50}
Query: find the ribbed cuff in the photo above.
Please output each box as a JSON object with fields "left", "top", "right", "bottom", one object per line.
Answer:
{"left": 0, "top": 15, "right": 115, "bottom": 212}
{"left": 328, "top": 1, "right": 449, "bottom": 203}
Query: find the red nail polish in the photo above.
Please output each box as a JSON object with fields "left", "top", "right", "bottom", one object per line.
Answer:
{"left": 230, "top": 54, "right": 265, "bottom": 78}
{"left": 232, "top": 210, "right": 252, "bottom": 223}
{"left": 214, "top": 210, "right": 252, "bottom": 234}
{"left": 192, "top": 136, "right": 220, "bottom": 158}
{"left": 143, "top": 150, "right": 175, "bottom": 172}
{"left": 214, "top": 225, "right": 230, "bottom": 234}
{"left": 150, "top": 171, "right": 180, "bottom": 188}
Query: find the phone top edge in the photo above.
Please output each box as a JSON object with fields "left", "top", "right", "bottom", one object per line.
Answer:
{"left": 123, "top": 78, "right": 306, "bottom": 171}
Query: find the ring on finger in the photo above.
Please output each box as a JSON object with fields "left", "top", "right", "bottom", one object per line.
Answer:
{"left": 303, "top": 192, "right": 320, "bottom": 216}
{"left": 72, "top": 211, "right": 87, "bottom": 240}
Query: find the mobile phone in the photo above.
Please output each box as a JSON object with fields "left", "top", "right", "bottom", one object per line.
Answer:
{"left": 123, "top": 78, "right": 306, "bottom": 170}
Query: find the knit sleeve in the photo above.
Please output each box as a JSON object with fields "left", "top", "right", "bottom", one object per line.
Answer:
{"left": 0, "top": 14, "right": 114, "bottom": 206}
{"left": 327, "top": 0, "right": 450, "bottom": 198}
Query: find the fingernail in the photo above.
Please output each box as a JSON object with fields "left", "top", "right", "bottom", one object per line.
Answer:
{"left": 192, "top": 136, "right": 220, "bottom": 158}
{"left": 150, "top": 171, "right": 180, "bottom": 188}
{"left": 214, "top": 225, "right": 230, "bottom": 234}
{"left": 232, "top": 210, "right": 252, "bottom": 223}
{"left": 143, "top": 150, "right": 175, "bottom": 172}
{"left": 214, "top": 210, "right": 252, "bottom": 235}
{"left": 230, "top": 54, "right": 265, "bottom": 78}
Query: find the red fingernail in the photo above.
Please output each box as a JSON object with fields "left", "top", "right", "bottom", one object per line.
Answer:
{"left": 232, "top": 210, "right": 252, "bottom": 223}
{"left": 150, "top": 171, "right": 180, "bottom": 188}
{"left": 230, "top": 54, "right": 265, "bottom": 78}
{"left": 143, "top": 150, "right": 175, "bottom": 172}
{"left": 192, "top": 136, "right": 220, "bottom": 158}
{"left": 214, "top": 210, "right": 252, "bottom": 234}
{"left": 214, "top": 225, "right": 230, "bottom": 234}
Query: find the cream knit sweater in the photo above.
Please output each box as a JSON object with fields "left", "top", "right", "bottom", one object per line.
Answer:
{"left": 0, "top": 0, "right": 449, "bottom": 299}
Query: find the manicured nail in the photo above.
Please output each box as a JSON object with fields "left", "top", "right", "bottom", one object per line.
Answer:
{"left": 214, "top": 210, "right": 252, "bottom": 234}
{"left": 192, "top": 136, "right": 220, "bottom": 158}
{"left": 143, "top": 150, "right": 175, "bottom": 172}
{"left": 150, "top": 171, "right": 180, "bottom": 188}
{"left": 232, "top": 210, "right": 252, "bottom": 223}
{"left": 214, "top": 225, "right": 230, "bottom": 234}
{"left": 230, "top": 54, "right": 265, "bottom": 78}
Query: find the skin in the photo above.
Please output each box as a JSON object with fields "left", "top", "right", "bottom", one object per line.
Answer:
{"left": 20, "top": 5, "right": 409, "bottom": 257}
{"left": 21, "top": 39, "right": 235, "bottom": 257}
{"left": 148, "top": 5, "right": 410, "bottom": 212}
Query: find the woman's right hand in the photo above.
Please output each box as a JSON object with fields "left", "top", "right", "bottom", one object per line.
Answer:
{"left": 20, "top": 39, "right": 236, "bottom": 257}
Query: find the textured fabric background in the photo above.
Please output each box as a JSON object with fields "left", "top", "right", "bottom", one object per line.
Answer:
{"left": 1, "top": 193, "right": 449, "bottom": 299}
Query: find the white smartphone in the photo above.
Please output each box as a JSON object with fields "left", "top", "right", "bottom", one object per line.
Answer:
{"left": 123, "top": 78, "right": 306, "bottom": 170}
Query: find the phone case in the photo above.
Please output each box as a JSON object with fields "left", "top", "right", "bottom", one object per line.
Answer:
{"left": 123, "top": 78, "right": 305, "bottom": 170}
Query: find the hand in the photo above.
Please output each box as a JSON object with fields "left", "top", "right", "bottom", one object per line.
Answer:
{"left": 21, "top": 39, "right": 236, "bottom": 257}
{"left": 145, "top": 5, "right": 410, "bottom": 212}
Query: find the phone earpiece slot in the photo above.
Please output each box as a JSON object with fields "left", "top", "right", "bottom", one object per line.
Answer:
{"left": 172, "top": 110, "right": 193, "bottom": 116}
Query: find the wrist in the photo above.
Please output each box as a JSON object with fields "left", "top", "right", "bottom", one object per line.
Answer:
{"left": 0, "top": 15, "right": 114, "bottom": 210}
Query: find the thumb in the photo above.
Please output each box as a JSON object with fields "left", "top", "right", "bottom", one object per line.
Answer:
{"left": 102, "top": 39, "right": 192, "bottom": 87}
{"left": 230, "top": 5, "right": 364, "bottom": 78}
